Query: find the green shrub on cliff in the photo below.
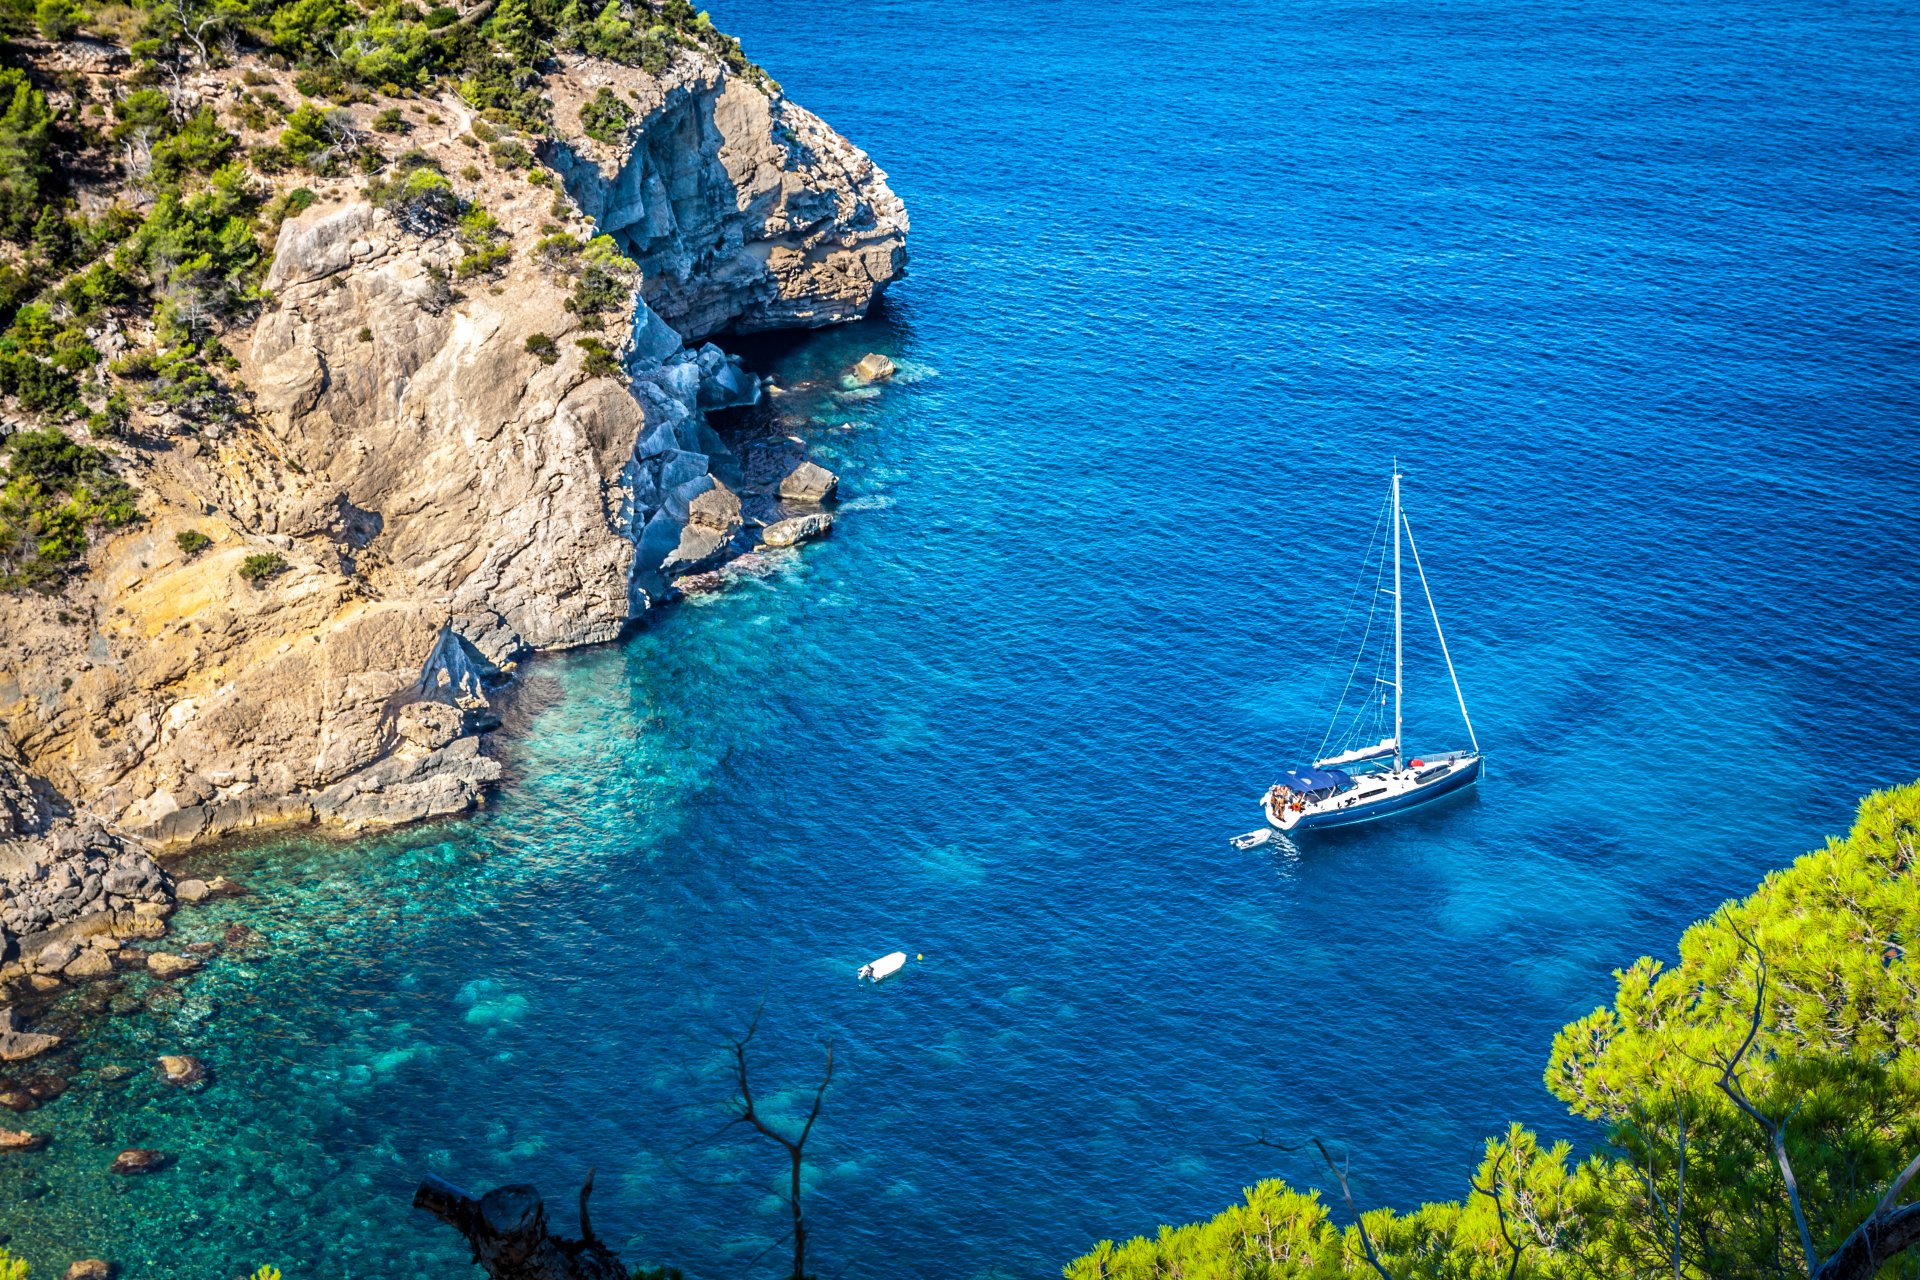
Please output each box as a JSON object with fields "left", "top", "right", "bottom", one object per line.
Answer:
{"left": 579, "top": 86, "right": 632, "bottom": 144}
{"left": 565, "top": 234, "right": 637, "bottom": 321}
{"left": 0, "top": 67, "right": 55, "bottom": 243}
{"left": 0, "top": 428, "right": 142, "bottom": 592}
{"left": 366, "top": 152, "right": 460, "bottom": 232}
{"left": 0, "top": 1245, "right": 28, "bottom": 1280}
{"left": 1066, "top": 782, "right": 1920, "bottom": 1280}
{"left": 239, "top": 550, "right": 287, "bottom": 581}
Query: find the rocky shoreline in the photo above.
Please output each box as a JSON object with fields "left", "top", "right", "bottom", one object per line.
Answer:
{"left": 2, "top": 44, "right": 906, "bottom": 857}
{"left": 0, "top": 37, "right": 910, "bottom": 1161}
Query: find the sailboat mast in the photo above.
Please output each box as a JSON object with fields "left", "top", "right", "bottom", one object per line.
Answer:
{"left": 1392, "top": 464, "right": 1403, "bottom": 771}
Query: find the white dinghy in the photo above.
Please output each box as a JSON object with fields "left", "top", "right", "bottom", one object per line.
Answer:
{"left": 858, "top": 951, "right": 908, "bottom": 982}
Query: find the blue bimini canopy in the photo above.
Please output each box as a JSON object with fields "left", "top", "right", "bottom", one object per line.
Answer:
{"left": 1278, "top": 767, "right": 1353, "bottom": 794}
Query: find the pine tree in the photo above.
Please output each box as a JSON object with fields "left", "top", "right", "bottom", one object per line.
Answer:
{"left": 0, "top": 69, "right": 55, "bottom": 243}
{"left": 490, "top": 0, "right": 541, "bottom": 69}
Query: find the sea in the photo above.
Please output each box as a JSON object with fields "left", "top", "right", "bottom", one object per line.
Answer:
{"left": 3, "top": 0, "right": 1918, "bottom": 1274}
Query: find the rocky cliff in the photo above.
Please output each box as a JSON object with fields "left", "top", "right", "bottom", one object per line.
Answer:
{"left": 0, "top": 45, "right": 905, "bottom": 902}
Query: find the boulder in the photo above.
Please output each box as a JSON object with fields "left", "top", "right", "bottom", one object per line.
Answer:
{"left": 156, "top": 1054, "right": 207, "bottom": 1087}
{"left": 0, "top": 1126, "right": 48, "bottom": 1151}
{"left": 109, "top": 1148, "right": 171, "bottom": 1176}
{"left": 686, "top": 480, "right": 744, "bottom": 534}
{"left": 0, "top": 1006, "right": 61, "bottom": 1062}
{"left": 145, "top": 952, "right": 200, "bottom": 980}
{"left": 853, "top": 353, "right": 896, "bottom": 383}
{"left": 31, "top": 938, "right": 81, "bottom": 973}
{"left": 778, "top": 461, "right": 839, "bottom": 505}
{"left": 762, "top": 513, "right": 835, "bottom": 548}
{"left": 64, "top": 949, "right": 115, "bottom": 980}
{"left": 64, "top": 1262, "right": 112, "bottom": 1280}
{"left": 173, "top": 878, "right": 210, "bottom": 903}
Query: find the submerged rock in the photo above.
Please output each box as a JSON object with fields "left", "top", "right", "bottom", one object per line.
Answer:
{"left": 173, "top": 879, "right": 210, "bottom": 903}
{"left": 762, "top": 513, "right": 835, "bottom": 548}
{"left": 24, "top": 1074, "right": 67, "bottom": 1102}
{"left": 156, "top": 1054, "right": 207, "bottom": 1087}
{"left": 64, "top": 1262, "right": 112, "bottom": 1280}
{"left": 109, "top": 1148, "right": 171, "bottom": 1176}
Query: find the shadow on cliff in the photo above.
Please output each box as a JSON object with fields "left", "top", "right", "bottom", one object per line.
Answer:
{"left": 714, "top": 291, "right": 912, "bottom": 370}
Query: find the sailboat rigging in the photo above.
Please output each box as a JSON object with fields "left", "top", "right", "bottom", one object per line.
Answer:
{"left": 1260, "top": 465, "right": 1483, "bottom": 833}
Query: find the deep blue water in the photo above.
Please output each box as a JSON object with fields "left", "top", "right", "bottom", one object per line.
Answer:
{"left": 5, "top": 0, "right": 1920, "bottom": 1275}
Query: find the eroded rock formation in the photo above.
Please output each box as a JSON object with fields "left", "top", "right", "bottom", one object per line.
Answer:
{"left": 0, "top": 47, "right": 905, "bottom": 873}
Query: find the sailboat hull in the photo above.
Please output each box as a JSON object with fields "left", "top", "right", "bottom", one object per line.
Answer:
{"left": 1267, "top": 755, "right": 1482, "bottom": 832}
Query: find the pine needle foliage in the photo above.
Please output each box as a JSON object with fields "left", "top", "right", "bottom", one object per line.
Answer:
{"left": 1067, "top": 782, "right": 1920, "bottom": 1280}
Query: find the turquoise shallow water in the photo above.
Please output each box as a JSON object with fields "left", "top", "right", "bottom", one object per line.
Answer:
{"left": 5, "top": 0, "right": 1920, "bottom": 1275}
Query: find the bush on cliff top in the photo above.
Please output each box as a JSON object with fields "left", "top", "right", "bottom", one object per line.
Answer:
{"left": 579, "top": 85, "right": 632, "bottom": 145}
{"left": 1068, "top": 780, "right": 1920, "bottom": 1279}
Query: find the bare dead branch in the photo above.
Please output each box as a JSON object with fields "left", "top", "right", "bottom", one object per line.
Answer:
{"left": 1309, "top": 1138, "right": 1399, "bottom": 1280}
{"left": 1471, "top": 1148, "right": 1523, "bottom": 1280}
{"left": 723, "top": 1006, "right": 835, "bottom": 1280}
{"left": 1716, "top": 925, "right": 1821, "bottom": 1277}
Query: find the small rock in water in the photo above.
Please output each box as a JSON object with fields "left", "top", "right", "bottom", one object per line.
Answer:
{"left": 26, "top": 973, "right": 62, "bottom": 994}
{"left": 109, "top": 1148, "right": 170, "bottom": 1176}
{"left": 173, "top": 878, "right": 210, "bottom": 903}
{"left": 0, "top": 1007, "right": 61, "bottom": 1063}
{"left": 852, "top": 352, "right": 896, "bottom": 383}
{"left": 96, "top": 1064, "right": 133, "bottom": 1084}
{"left": 0, "top": 1126, "right": 48, "bottom": 1151}
{"left": 145, "top": 952, "right": 200, "bottom": 980}
{"left": 64, "top": 1261, "right": 112, "bottom": 1280}
{"left": 778, "top": 460, "right": 840, "bottom": 504}
{"left": 182, "top": 940, "right": 218, "bottom": 956}
{"left": 156, "top": 1054, "right": 207, "bottom": 1088}
{"left": 762, "top": 513, "right": 834, "bottom": 548}
{"left": 108, "top": 994, "right": 143, "bottom": 1017}
{"left": 222, "top": 922, "right": 264, "bottom": 950}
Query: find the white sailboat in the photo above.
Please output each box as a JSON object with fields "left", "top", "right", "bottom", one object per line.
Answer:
{"left": 1261, "top": 466, "right": 1482, "bottom": 833}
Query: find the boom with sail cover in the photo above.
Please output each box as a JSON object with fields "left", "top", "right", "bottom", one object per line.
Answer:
{"left": 1313, "top": 736, "right": 1398, "bottom": 769}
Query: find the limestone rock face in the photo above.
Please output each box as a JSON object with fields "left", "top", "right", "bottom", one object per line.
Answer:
{"left": 0, "top": 49, "right": 904, "bottom": 854}
{"left": 546, "top": 56, "right": 908, "bottom": 340}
